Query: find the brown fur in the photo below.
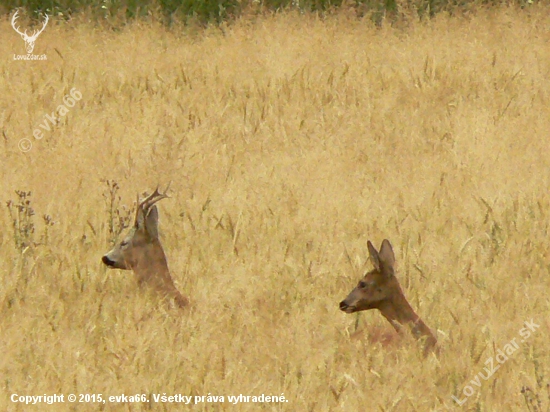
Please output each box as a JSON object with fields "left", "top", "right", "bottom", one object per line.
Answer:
{"left": 102, "top": 187, "right": 188, "bottom": 308}
{"left": 340, "top": 239, "right": 437, "bottom": 355}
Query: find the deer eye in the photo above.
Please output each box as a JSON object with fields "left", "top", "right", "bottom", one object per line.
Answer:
{"left": 120, "top": 240, "right": 129, "bottom": 247}
{"left": 359, "top": 281, "right": 367, "bottom": 288}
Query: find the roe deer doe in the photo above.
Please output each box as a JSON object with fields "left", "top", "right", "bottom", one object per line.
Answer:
{"left": 102, "top": 187, "right": 188, "bottom": 308}
{"left": 339, "top": 239, "right": 437, "bottom": 355}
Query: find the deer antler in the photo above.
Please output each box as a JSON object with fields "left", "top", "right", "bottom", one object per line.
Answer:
{"left": 134, "top": 183, "right": 171, "bottom": 226}
{"left": 11, "top": 11, "right": 27, "bottom": 37}
{"left": 11, "top": 11, "right": 49, "bottom": 54}
{"left": 30, "top": 13, "right": 49, "bottom": 40}
{"left": 11, "top": 11, "right": 48, "bottom": 40}
{"left": 140, "top": 183, "right": 171, "bottom": 211}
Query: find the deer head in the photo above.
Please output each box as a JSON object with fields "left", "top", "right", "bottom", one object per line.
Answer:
{"left": 102, "top": 188, "right": 169, "bottom": 271}
{"left": 102, "top": 186, "right": 188, "bottom": 308}
{"left": 339, "top": 239, "right": 399, "bottom": 313}
{"left": 11, "top": 11, "right": 49, "bottom": 54}
{"left": 340, "top": 239, "right": 437, "bottom": 354}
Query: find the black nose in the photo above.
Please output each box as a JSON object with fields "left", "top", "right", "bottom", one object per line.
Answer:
{"left": 339, "top": 301, "right": 348, "bottom": 311}
{"left": 102, "top": 255, "right": 114, "bottom": 266}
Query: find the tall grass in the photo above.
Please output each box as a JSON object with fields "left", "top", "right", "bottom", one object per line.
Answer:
{"left": 1, "top": 6, "right": 550, "bottom": 411}
{"left": 0, "top": 0, "right": 544, "bottom": 25}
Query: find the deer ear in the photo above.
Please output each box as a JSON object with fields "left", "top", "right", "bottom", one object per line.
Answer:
{"left": 367, "top": 240, "right": 381, "bottom": 271}
{"left": 378, "top": 239, "right": 395, "bottom": 277}
{"left": 144, "top": 205, "right": 159, "bottom": 238}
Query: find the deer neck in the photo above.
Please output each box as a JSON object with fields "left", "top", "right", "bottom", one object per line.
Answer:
{"left": 132, "top": 241, "right": 188, "bottom": 308}
{"left": 377, "top": 285, "right": 435, "bottom": 344}
{"left": 133, "top": 240, "right": 171, "bottom": 285}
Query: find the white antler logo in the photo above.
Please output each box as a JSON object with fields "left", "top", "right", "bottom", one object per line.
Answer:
{"left": 11, "top": 11, "right": 49, "bottom": 54}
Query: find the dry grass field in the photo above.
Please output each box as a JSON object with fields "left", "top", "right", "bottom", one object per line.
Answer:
{"left": 1, "top": 6, "right": 550, "bottom": 411}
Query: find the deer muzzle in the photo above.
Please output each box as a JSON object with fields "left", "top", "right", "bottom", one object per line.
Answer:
{"left": 339, "top": 300, "right": 357, "bottom": 313}
{"left": 102, "top": 255, "right": 116, "bottom": 267}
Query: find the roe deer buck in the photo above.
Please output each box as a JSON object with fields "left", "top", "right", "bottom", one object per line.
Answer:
{"left": 339, "top": 239, "right": 437, "bottom": 355}
{"left": 102, "top": 187, "right": 188, "bottom": 308}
